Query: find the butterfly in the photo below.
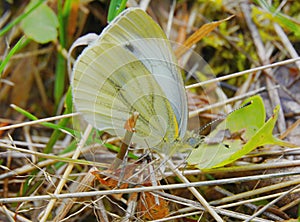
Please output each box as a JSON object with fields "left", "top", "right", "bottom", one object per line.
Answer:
{"left": 71, "top": 8, "right": 189, "bottom": 156}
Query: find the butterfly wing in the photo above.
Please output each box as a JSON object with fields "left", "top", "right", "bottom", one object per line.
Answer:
{"left": 105, "top": 8, "right": 188, "bottom": 138}
{"left": 72, "top": 8, "right": 187, "bottom": 152}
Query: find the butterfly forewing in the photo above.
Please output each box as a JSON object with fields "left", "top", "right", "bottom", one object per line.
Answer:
{"left": 103, "top": 9, "right": 188, "bottom": 138}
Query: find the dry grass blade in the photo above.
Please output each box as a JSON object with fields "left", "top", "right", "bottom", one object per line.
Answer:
{"left": 175, "top": 15, "right": 234, "bottom": 58}
{"left": 39, "top": 124, "right": 93, "bottom": 222}
{"left": 53, "top": 167, "right": 96, "bottom": 221}
{"left": 245, "top": 184, "right": 300, "bottom": 222}
{"left": 166, "top": 158, "right": 223, "bottom": 221}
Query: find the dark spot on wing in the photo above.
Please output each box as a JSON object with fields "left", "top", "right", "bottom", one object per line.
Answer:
{"left": 124, "top": 43, "right": 135, "bottom": 53}
{"left": 224, "top": 144, "right": 230, "bottom": 149}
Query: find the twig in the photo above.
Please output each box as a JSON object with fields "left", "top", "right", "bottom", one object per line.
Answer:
{"left": 185, "top": 57, "right": 300, "bottom": 89}
{"left": 189, "top": 87, "right": 267, "bottom": 118}
{"left": 1, "top": 171, "right": 300, "bottom": 204}
{"left": 217, "top": 188, "right": 300, "bottom": 210}
{"left": 273, "top": 23, "right": 300, "bottom": 71}
{"left": 244, "top": 184, "right": 300, "bottom": 222}
{"left": 0, "top": 110, "right": 78, "bottom": 131}
{"left": 211, "top": 178, "right": 300, "bottom": 206}
{"left": 166, "top": 158, "right": 223, "bottom": 221}
{"left": 213, "top": 186, "right": 285, "bottom": 221}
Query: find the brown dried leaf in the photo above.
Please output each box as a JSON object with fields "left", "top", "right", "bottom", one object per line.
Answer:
{"left": 10, "top": 57, "right": 35, "bottom": 108}
{"left": 137, "top": 192, "right": 169, "bottom": 220}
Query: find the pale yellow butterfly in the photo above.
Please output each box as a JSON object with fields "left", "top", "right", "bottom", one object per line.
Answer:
{"left": 71, "top": 8, "right": 188, "bottom": 155}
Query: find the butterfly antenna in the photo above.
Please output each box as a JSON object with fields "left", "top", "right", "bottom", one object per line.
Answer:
{"left": 196, "top": 100, "right": 253, "bottom": 134}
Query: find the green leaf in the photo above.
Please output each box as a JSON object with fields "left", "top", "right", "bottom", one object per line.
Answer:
{"left": 20, "top": 0, "right": 59, "bottom": 43}
{"left": 0, "top": 0, "right": 46, "bottom": 37}
{"left": 187, "top": 95, "right": 297, "bottom": 169}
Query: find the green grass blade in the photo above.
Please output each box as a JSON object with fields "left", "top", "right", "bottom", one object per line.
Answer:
{"left": 0, "top": 36, "right": 30, "bottom": 77}
{"left": 11, "top": 104, "right": 74, "bottom": 136}
{"left": 108, "top": 0, "right": 128, "bottom": 22}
